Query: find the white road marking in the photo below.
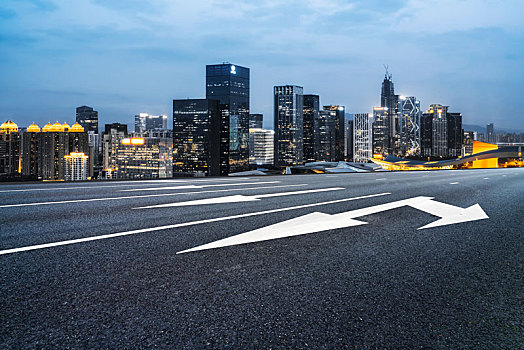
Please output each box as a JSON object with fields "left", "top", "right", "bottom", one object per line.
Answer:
{"left": 376, "top": 178, "right": 386, "bottom": 181}
{"left": 0, "top": 178, "right": 260, "bottom": 193}
{"left": 0, "top": 192, "right": 391, "bottom": 256}
{"left": 134, "top": 187, "right": 345, "bottom": 209}
{"left": 0, "top": 184, "right": 303, "bottom": 208}
{"left": 178, "top": 196, "right": 489, "bottom": 254}
{"left": 450, "top": 182, "right": 459, "bottom": 185}
{"left": 120, "top": 181, "right": 279, "bottom": 192}
{"left": 484, "top": 177, "right": 489, "bottom": 179}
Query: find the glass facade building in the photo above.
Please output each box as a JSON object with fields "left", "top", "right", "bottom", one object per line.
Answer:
{"left": 398, "top": 96, "right": 421, "bottom": 157}
{"left": 421, "top": 104, "right": 462, "bottom": 159}
{"left": 353, "top": 113, "right": 373, "bottom": 162}
{"left": 303, "top": 95, "right": 319, "bottom": 163}
{"left": 173, "top": 98, "right": 222, "bottom": 176}
{"left": 249, "top": 114, "right": 263, "bottom": 129}
{"left": 323, "top": 105, "right": 346, "bottom": 161}
{"left": 274, "top": 85, "right": 304, "bottom": 167}
{"left": 116, "top": 137, "right": 172, "bottom": 179}
{"left": 206, "top": 63, "right": 250, "bottom": 174}
{"left": 76, "top": 106, "right": 98, "bottom": 134}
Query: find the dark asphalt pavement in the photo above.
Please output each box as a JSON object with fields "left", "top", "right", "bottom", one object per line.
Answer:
{"left": 1, "top": 169, "right": 523, "bottom": 349}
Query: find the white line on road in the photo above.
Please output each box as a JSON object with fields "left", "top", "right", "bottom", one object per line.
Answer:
{"left": 450, "top": 182, "right": 459, "bottom": 185}
{"left": 0, "top": 192, "right": 391, "bottom": 256}
{"left": 376, "top": 178, "right": 386, "bottom": 181}
{"left": 0, "top": 184, "right": 301, "bottom": 208}
{"left": 134, "top": 187, "right": 345, "bottom": 209}
{"left": 120, "top": 181, "right": 279, "bottom": 192}
{"left": 0, "top": 178, "right": 260, "bottom": 193}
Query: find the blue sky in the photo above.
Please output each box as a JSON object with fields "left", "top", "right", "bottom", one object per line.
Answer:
{"left": 1, "top": 0, "right": 523, "bottom": 131}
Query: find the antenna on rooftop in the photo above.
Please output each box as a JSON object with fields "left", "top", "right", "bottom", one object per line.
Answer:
{"left": 383, "top": 64, "right": 391, "bottom": 79}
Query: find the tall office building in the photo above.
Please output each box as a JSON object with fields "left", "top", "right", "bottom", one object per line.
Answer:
{"left": 323, "top": 105, "right": 346, "bottom": 161}
{"left": 249, "top": 114, "right": 263, "bottom": 129}
{"left": 486, "top": 123, "right": 495, "bottom": 143}
{"left": 116, "top": 136, "right": 172, "bottom": 179}
{"left": 317, "top": 109, "right": 336, "bottom": 162}
{"left": 398, "top": 96, "right": 421, "bottom": 157}
{"left": 173, "top": 98, "right": 222, "bottom": 176}
{"left": 353, "top": 113, "right": 373, "bottom": 162}
{"left": 102, "top": 123, "right": 128, "bottom": 177}
{"left": 303, "top": 94, "right": 319, "bottom": 163}
{"left": 206, "top": 63, "right": 250, "bottom": 173}
{"left": 347, "top": 119, "right": 354, "bottom": 161}
{"left": 76, "top": 106, "right": 98, "bottom": 134}
{"left": 372, "top": 107, "right": 389, "bottom": 156}
{"left": 421, "top": 104, "right": 462, "bottom": 158}
{"left": 135, "top": 113, "right": 168, "bottom": 133}
{"left": 274, "top": 85, "right": 304, "bottom": 167}
{"left": 380, "top": 70, "right": 399, "bottom": 154}
{"left": 0, "top": 120, "right": 21, "bottom": 177}
{"left": 249, "top": 128, "right": 274, "bottom": 165}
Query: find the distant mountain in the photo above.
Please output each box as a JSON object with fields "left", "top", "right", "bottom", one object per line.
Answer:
{"left": 463, "top": 124, "right": 524, "bottom": 134}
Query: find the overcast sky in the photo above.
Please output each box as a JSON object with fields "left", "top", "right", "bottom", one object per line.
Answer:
{"left": 1, "top": 0, "right": 523, "bottom": 131}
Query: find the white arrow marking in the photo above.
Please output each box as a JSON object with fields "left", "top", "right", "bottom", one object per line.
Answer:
{"left": 120, "top": 181, "right": 279, "bottom": 192}
{"left": 177, "top": 196, "right": 489, "bottom": 254}
{"left": 135, "top": 187, "right": 345, "bottom": 209}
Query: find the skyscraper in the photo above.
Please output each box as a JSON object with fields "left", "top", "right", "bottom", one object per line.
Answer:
{"left": 398, "top": 96, "right": 421, "bottom": 157}
{"left": 372, "top": 107, "right": 389, "bottom": 156}
{"left": 303, "top": 94, "right": 319, "bottom": 163}
{"left": 347, "top": 118, "right": 354, "bottom": 161}
{"left": 135, "top": 113, "right": 168, "bottom": 133}
{"left": 173, "top": 98, "right": 222, "bottom": 176}
{"left": 249, "top": 114, "right": 263, "bottom": 129}
{"left": 353, "top": 113, "right": 373, "bottom": 162}
{"left": 420, "top": 104, "right": 462, "bottom": 158}
{"left": 317, "top": 109, "right": 336, "bottom": 162}
{"left": 380, "top": 70, "right": 399, "bottom": 154}
{"left": 116, "top": 136, "right": 172, "bottom": 179}
{"left": 76, "top": 106, "right": 98, "bottom": 134}
{"left": 249, "top": 128, "right": 274, "bottom": 165}
{"left": 323, "top": 105, "right": 346, "bottom": 161}
{"left": 274, "top": 85, "right": 304, "bottom": 167}
{"left": 206, "top": 63, "right": 250, "bottom": 173}
{"left": 486, "top": 123, "right": 495, "bottom": 143}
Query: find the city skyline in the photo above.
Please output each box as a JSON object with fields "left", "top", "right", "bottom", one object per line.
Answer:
{"left": 1, "top": 1, "right": 523, "bottom": 131}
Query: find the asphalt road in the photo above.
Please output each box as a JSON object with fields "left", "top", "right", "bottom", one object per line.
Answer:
{"left": 1, "top": 169, "right": 523, "bottom": 349}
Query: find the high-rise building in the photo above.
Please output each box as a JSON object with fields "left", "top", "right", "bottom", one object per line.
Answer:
{"left": 249, "top": 114, "right": 263, "bottom": 129}
{"left": 303, "top": 94, "right": 319, "bottom": 163}
{"left": 353, "top": 113, "right": 372, "bottom": 162}
{"left": 317, "top": 109, "right": 336, "bottom": 162}
{"left": 463, "top": 131, "right": 477, "bottom": 156}
{"left": 249, "top": 128, "right": 274, "bottom": 165}
{"left": 173, "top": 98, "right": 222, "bottom": 176}
{"left": 274, "top": 85, "right": 304, "bottom": 167}
{"left": 76, "top": 106, "right": 98, "bottom": 134}
{"left": 398, "top": 96, "right": 421, "bottom": 157}
{"left": 323, "top": 105, "right": 346, "bottom": 161}
{"left": 102, "top": 123, "right": 128, "bottom": 177}
{"left": 115, "top": 136, "right": 172, "bottom": 179}
{"left": 206, "top": 63, "right": 250, "bottom": 173}
{"left": 0, "top": 120, "right": 21, "bottom": 178}
{"left": 64, "top": 152, "right": 89, "bottom": 181}
{"left": 372, "top": 107, "right": 389, "bottom": 156}
{"left": 486, "top": 123, "right": 495, "bottom": 143}
{"left": 421, "top": 104, "right": 462, "bottom": 158}
{"left": 347, "top": 119, "right": 354, "bottom": 161}
{"left": 21, "top": 123, "right": 41, "bottom": 178}
{"left": 135, "top": 113, "right": 168, "bottom": 133}
{"left": 380, "top": 70, "right": 399, "bottom": 154}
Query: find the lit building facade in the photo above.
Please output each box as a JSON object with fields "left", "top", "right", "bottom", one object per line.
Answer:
{"left": 21, "top": 123, "right": 41, "bottom": 177}
{"left": 0, "top": 120, "right": 21, "bottom": 178}
{"left": 116, "top": 136, "right": 172, "bottom": 179}
{"left": 76, "top": 106, "right": 98, "bottom": 134}
{"left": 64, "top": 152, "right": 89, "bottom": 181}
{"left": 421, "top": 104, "right": 462, "bottom": 159}
{"left": 353, "top": 113, "right": 373, "bottom": 162}
{"left": 135, "top": 113, "right": 168, "bottom": 133}
{"left": 317, "top": 109, "right": 336, "bottom": 162}
{"left": 102, "top": 123, "right": 128, "bottom": 178}
{"left": 486, "top": 123, "right": 495, "bottom": 143}
{"left": 347, "top": 119, "right": 354, "bottom": 161}
{"left": 274, "top": 85, "right": 304, "bottom": 167}
{"left": 173, "top": 98, "right": 222, "bottom": 176}
{"left": 398, "top": 96, "right": 421, "bottom": 157}
{"left": 323, "top": 105, "right": 346, "bottom": 161}
{"left": 206, "top": 63, "right": 250, "bottom": 173}
{"left": 302, "top": 95, "right": 319, "bottom": 163}
{"left": 249, "top": 128, "right": 274, "bottom": 165}
{"left": 372, "top": 107, "right": 390, "bottom": 156}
